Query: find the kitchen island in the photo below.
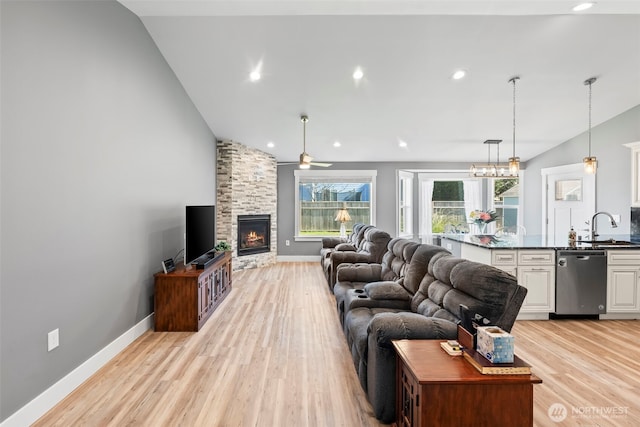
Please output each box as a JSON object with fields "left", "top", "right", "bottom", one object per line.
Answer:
{"left": 441, "top": 234, "right": 640, "bottom": 320}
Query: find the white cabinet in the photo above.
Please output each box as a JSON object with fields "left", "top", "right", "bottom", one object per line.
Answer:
{"left": 606, "top": 251, "right": 640, "bottom": 314}
{"left": 491, "top": 250, "right": 517, "bottom": 276}
{"left": 517, "top": 250, "right": 556, "bottom": 315}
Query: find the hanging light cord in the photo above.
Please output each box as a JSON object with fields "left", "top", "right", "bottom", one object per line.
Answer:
{"left": 512, "top": 78, "right": 517, "bottom": 158}
{"left": 509, "top": 76, "right": 520, "bottom": 158}
{"left": 588, "top": 79, "right": 592, "bottom": 157}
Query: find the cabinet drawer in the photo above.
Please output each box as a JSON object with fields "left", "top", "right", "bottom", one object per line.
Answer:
{"left": 492, "top": 250, "right": 517, "bottom": 266}
{"left": 608, "top": 250, "right": 640, "bottom": 265}
{"left": 518, "top": 250, "right": 555, "bottom": 265}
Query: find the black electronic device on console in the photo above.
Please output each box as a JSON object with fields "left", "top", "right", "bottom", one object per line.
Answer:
{"left": 162, "top": 258, "right": 176, "bottom": 274}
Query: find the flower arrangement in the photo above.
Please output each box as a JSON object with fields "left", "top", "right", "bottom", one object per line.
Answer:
{"left": 469, "top": 209, "right": 499, "bottom": 225}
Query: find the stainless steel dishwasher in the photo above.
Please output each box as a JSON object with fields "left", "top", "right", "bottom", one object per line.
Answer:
{"left": 556, "top": 250, "right": 607, "bottom": 315}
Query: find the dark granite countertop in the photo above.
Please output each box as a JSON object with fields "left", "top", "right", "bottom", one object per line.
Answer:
{"left": 441, "top": 234, "right": 640, "bottom": 250}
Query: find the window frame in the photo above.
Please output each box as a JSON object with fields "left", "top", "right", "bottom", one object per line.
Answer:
{"left": 294, "top": 169, "right": 377, "bottom": 241}
{"left": 397, "top": 170, "right": 414, "bottom": 238}
{"left": 491, "top": 175, "right": 524, "bottom": 234}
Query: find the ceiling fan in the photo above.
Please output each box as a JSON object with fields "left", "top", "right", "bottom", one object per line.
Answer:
{"left": 279, "top": 115, "right": 332, "bottom": 169}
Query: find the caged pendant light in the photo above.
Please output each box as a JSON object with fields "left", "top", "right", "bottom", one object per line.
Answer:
{"left": 470, "top": 139, "right": 502, "bottom": 177}
{"left": 583, "top": 77, "right": 598, "bottom": 174}
{"left": 508, "top": 76, "right": 520, "bottom": 175}
{"left": 470, "top": 77, "right": 521, "bottom": 178}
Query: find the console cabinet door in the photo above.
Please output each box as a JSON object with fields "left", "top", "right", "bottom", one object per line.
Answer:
{"left": 197, "top": 274, "right": 210, "bottom": 322}
{"left": 518, "top": 266, "right": 555, "bottom": 312}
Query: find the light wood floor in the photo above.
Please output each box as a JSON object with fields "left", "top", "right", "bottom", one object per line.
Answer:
{"left": 34, "top": 262, "right": 640, "bottom": 426}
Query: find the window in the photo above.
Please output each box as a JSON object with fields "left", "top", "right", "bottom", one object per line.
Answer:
{"left": 397, "top": 171, "right": 414, "bottom": 237}
{"left": 432, "top": 180, "right": 467, "bottom": 233}
{"left": 416, "top": 172, "right": 522, "bottom": 237}
{"left": 493, "top": 178, "right": 520, "bottom": 233}
{"left": 294, "top": 170, "right": 376, "bottom": 240}
{"left": 419, "top": 173, "right": 481, "bottom": 235}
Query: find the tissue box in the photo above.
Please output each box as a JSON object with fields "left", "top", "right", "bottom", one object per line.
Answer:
{"left": 476, "top": 326, "right": 514, "bottom": 363}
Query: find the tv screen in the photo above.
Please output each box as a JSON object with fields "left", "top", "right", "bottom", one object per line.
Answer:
{"left": 185, "top": 205, "right": 216, "bottom": 265}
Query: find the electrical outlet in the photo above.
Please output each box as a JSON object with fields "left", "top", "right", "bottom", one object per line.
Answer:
{"left": 285, "top": 240, "right": 290, "bottom": 246}
{"left": 48, "top": 328, "right": 59, "bottom": 352}
{"left": 613, "top": 214, "right": 621, "bottom": 223}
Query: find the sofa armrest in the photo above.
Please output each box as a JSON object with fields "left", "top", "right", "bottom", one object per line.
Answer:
{"left": 368, "top": 312, "right": 458, "bottom": 345}
{"left": 328, "top": 251, "right": 378, "bottom": 286}
{"left": 364, "top": 281, "right": 411, "bottom": 301}
{"left": 344, "top": 284, "right": 411, "bottom": 316}
{"left": 336, "top": 263, "right": 383, "bottom": 283}
{"left": 335, "top": 243, "right": 357, "bottom": 251}
{"left": 330, "top": 251, "right": 375, "bottom": 265}
{"left": 321, "top": 236, "right": 346, "bottom": 249}
{"left": 365, "top": 312, "right": 459, "bottom": 423}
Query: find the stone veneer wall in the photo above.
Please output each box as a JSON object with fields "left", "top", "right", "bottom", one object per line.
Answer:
{"left": 217, "top": 140, "right": 278, "bottom": 270}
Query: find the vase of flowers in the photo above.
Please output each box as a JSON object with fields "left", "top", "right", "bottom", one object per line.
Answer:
{"left": 469, "top": 210, "right": 499, "bottom": 234}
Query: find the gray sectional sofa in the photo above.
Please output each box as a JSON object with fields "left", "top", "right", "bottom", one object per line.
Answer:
{"left": 321, "top": 225, "right": 391, "bottom": 289}
{"left": 320, "top": 223, "right": 367, "bottom": 267}
{"left": 330, "top": 237, "right": 528, "bottom": 423}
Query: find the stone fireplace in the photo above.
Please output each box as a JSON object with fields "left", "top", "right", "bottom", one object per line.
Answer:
{"left": 237, "top": 214, "right": 271, "bottom": 256}
{"left": 216, "top": 140, "right": 277, "bottom": 270}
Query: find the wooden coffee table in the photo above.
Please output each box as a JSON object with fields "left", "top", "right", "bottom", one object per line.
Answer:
{"left": 393, "top": 339, "right": 542, "bottom": 427}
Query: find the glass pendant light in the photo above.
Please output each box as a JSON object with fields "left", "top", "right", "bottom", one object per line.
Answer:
{"left": 583, "top": 77, "right": 597, "bottom": 174}
{"left": 508, "top": 76, "right": 520, "bottom": 175}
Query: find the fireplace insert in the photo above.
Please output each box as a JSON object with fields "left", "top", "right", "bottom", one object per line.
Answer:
{"left": 237, "top": 214, "right": 271, "bottom": 256}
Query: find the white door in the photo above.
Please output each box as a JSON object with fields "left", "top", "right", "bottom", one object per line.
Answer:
{"left": 542, "top": 163, "right": 596, "bottom": 245}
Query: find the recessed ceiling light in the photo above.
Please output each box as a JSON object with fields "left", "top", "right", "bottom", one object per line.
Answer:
{"left": 267, "top": 141, "right": 275, "bottom": 148}
{"left": 249, "top": 70, "right": 261, "bottom": 82}
{"left": 452, "top": 70, "right": 466, "bottom": 80}
{"left": 353, "top": 67, "right": 364, "bottom": 81}
{"left": 398, "top": 140, "right": 408, "bottom": 148}
{"left": 333, "top": 141, "right": 341, "bottom": 148}
{"left": 573, "top": 2, "right": 595, "bottom": 11}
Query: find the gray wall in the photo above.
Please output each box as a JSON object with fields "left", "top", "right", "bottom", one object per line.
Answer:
{"left": 523, "top": 105, "right": 640, "bottom": 235}
{"left": 0, "top": 1, "right": 216, "bottom": 420}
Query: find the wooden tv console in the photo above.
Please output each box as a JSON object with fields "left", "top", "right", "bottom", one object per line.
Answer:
{"left": 154, "top": 251, "right": 232, "bottom": 332}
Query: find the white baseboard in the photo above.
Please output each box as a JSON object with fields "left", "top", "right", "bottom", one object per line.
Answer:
{"left": 277, "top": 255, "right": 321, "bottom": 262}
{"left": 1, "top": 314, "right": 154, "bottom": 427}
{"left": 599, "top": 313, "right": 640, "bottom": 320}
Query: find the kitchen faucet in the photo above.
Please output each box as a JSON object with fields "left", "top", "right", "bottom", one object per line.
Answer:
{"left": 591, "top": 211, "right": 618, "bottom": 240}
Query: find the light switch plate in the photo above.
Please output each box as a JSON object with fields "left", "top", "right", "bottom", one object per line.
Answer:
{"left": 48, "top": 329, "right": 59, "bottom": 351}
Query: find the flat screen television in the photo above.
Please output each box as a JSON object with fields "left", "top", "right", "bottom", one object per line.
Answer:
{"left": 185, "top": 205, "right": 216, "bottom": 267}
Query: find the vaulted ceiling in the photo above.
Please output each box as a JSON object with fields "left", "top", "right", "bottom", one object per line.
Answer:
{"left": 119, "top": 1, "right": 640, "bottom": 164}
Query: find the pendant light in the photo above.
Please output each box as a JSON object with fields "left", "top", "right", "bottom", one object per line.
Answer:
{"left": 470, "top": 140, "right": 503, "bottom": 177}
{"left": 583, "top": 77, "right": 597, "bottom": 174}
{"left": 508, "top": 76, "right": 520, "bottom": 175}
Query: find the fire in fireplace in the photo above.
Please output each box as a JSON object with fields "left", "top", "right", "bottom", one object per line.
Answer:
{"left": 237, "top": 214, "right": 271, "bottom": 256}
